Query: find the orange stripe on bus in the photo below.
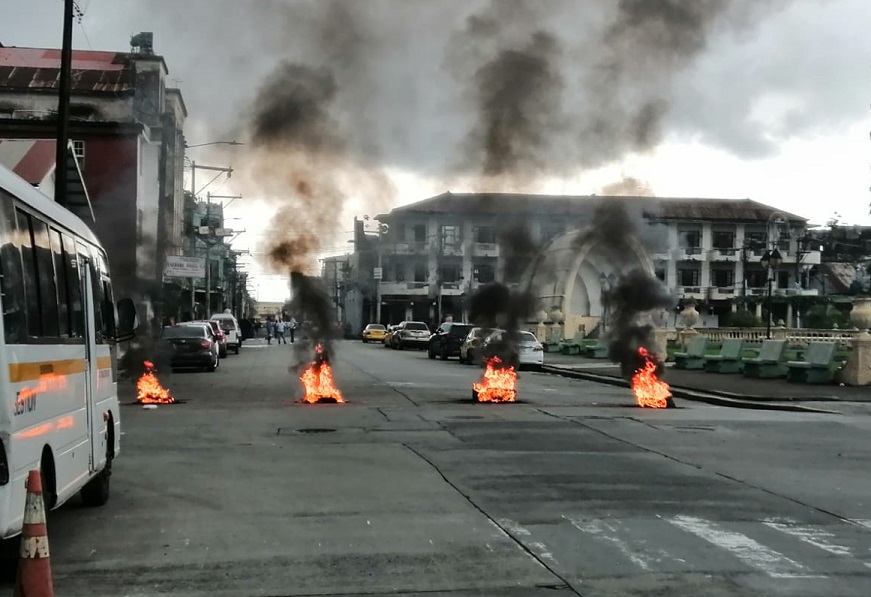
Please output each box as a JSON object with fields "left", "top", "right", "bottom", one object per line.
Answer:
{"left": 96, "top": 356, "right": 112, "bottom": 370}
{"left": 8, "top": 359, "right": 87, "bottom": 383}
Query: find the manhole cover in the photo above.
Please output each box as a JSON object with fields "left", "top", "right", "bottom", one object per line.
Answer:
{"left": 296, "top": 428, "right": 336, "bottom": 434}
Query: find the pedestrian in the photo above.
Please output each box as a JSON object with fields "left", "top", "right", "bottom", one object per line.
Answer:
{"left": 275, "top": 319, "right": 287, "bottom": 344}
{"left": 287, "top": 316, "right": 298, "bottom": 343}
{"left": 265, "top": 319, "right": 275, "bottom": 345}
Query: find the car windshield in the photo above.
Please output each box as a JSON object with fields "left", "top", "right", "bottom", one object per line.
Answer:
{"left": 366, "top": 324, "right": 386, "bottom": 330}
{"left": 511, "top": 331, "right": 538, "bottom": 343}
{"left": 405, "top": 322, "right": 428, "bottom": 331}
{"left": 449, "top": 324, "right": 473, "bottom": 336}
{"left": 164, "top": 325, "right": 206, "bottom": 338}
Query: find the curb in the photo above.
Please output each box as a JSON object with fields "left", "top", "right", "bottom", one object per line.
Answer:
{"left": 541, "top": 366, "right": 843, "bottom": 414}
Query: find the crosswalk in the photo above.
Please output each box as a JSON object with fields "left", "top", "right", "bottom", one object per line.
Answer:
{"left": 497, "top": 514, "right": 871, "bottom": 582}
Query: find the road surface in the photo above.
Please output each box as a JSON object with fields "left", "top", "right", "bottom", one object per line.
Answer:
{"left": 6, "top": 339, "right": 871, "bottom": 596}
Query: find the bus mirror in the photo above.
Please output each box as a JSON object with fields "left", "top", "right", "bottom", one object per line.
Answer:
{"left": 116, "top": 298, "right": 139, "bottom": 341}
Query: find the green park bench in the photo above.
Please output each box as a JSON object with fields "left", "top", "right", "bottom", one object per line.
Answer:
{"left": 673, "top": 335, "right": 708, "bottom": 370}
{"left": 581, "top": 338, "right": 610, "bottom": 359}
{"left": 543, "top": 328, "right": 563, "bottom": 353}
{"left": 742, "top": 339, "right": 787, "bottom": 378}
{"left": 704, "top": 338, "right": 744, "bottom": 374}
{"left": 786, "top": 341, "right": 838, "bottom": 384}
{"left": 560, "top": 331, "right": 586, "bottom": 355}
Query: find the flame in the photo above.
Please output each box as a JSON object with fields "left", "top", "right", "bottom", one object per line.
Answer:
{"left": 137, "top": 361, "right": 175, "bottom": 404}
{"left": 631, "top": 347, "right": 671, "bottom": 409}
{"left": 300, "top": 345, "right": 345, "bottom": 404}
{"left": 473, "top": 357, "right": 517, "bottom": 403}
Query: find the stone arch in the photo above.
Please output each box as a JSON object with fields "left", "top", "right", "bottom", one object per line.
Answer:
{"left": 521, "top": 227, "right": 654, "bottom": 332}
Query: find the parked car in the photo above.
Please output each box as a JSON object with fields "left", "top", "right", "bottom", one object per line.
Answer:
{"left": 210, "top": 312, "right": 242, "bottom": 354}
{"left": 383, "top": 325, "right": 398, "bottom": 347}
{"left": 391, "top": 321, "right": 430, "bottom": 350}
{"left": 459, "top": 327, "right": 496, "bottom": 365}
{"left": 362, "top": 323, "right": 388, "bottom": 343}
{"left": 480, "top": 330, "right": 544, "bottom": 370}
{"left": 428, "top": 322, "right": 474, "bottom": 360}
{"left": 185, "top": 320, "right": 227, "bottom": 358}
{"left": 160, "top": 323, "right": 220, "bottom": 372}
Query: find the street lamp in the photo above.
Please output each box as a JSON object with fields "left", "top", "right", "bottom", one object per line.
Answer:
{"left": 760, "top": 248, "right": 783, "bottom": 338}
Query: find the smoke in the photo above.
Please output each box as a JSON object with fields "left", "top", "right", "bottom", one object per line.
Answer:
{"left": 600, "top": 177, "right": 655, "bottom": 197}
{"left": 288, "top": 272, "right": 336, "bottom": 371}
{"left": 468, "top": 282, "right": 536, "bottom": 366}
{"left": 585, "top": 200, "right": 674, "bottom": 378}
{"left": 606, "top": 269, "right": 674, "bottom": 379}
{"left": 497, "top": 224, "right": 539, "bottom": 282}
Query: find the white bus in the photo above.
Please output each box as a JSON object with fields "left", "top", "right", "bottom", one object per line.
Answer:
{"left": 0, "top": 163, "right": 137, "bottom": 539}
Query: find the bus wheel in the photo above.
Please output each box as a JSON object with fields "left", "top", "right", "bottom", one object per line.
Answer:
{"left": 81, "top": 445, "right": 111, "bottom": 508}
{"left": 40, "top": 449, "right": 57, "bottom": 511}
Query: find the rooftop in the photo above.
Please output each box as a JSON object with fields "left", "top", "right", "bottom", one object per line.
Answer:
{"left": 0, "top": 46, "right": 164, "bottom": 95}
{"left": 383, "top": 192, "right": 807, "bottom": 223}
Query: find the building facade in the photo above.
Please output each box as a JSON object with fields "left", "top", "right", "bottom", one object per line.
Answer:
{"left": 0, "top": 35, "right": 187, "bottom": 326}
{"left": 342, "top": 193, "right": 821, "bottom": 334}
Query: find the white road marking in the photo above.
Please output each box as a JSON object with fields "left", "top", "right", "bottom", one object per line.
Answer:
{"left": 763, "top": 519, "right": 852, "bottom": 557}
{"left": 565, "top": 516, "right": 658, "bottom": 572}
{"left": 495, "top": 519, "right": 558, "bottom": 566}
{"left": 669, "top": 515, "right": 823, "bottom": 579}
{"left": 851, "top": 519, "right": 871, "bottom": 532}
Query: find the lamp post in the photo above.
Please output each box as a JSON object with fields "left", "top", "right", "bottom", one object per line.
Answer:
{"left": 599, "top": 272, "right": 617, "bottom": 335}
{"left": 760, "top": 249, "right": 783, "bottom": 338}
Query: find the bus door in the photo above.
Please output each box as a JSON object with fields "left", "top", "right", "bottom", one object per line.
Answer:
{"left": 78, "top": 255, "right": 98, "bottom": 472}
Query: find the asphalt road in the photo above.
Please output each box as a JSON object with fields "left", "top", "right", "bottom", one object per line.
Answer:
{"left": 6, "top": 338, "right": 871, "bottom": 596}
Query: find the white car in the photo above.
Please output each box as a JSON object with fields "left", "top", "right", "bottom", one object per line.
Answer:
{"left": 480, "top": 330, "right": 544, "bottom": 370}
{"left": 210, "top": 312, "right": 242, "bottom": 354}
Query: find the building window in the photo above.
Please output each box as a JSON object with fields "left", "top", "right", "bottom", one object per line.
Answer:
{"left": 441, "top": 225, "right": 459, "bottom": 248}
{"left": 475, "top": 226, "right": 496, "bottom": 244}
{"left": 678, "top": 267, "right": 700, "bottom": 287}
{"left": 72, "top": 140, "right": 85, "bottom": 169}
{"left": 393, "top": 262, "right": 405, "bottom": 282}
{"left": 440, "top": 264, "right": 460, "bottom": 283}
{"left": 475, "top": 263, "right": 495, "bottom": 283}
{"left": 412, "top": 224, "right": 426, "bottom": 243}
{"left": 713, "top": 231, "right": 735, "bottom": 249}
{"left": 712, "top": 268, "right": 735, "bottom": 288}
{"left": 747, "top": 270, "right": 767, "bottom": 287}
{"left": 413, "top": 262, "right": 427, "bottom": 282}
{"left": 655, "top": 266, "right": 666, "bottom": 282}
{"left": 678, "top": 228, "right": 701, "bottom": 249}
{"left": 777, "top": 270, "right": 790, "bottom": 288}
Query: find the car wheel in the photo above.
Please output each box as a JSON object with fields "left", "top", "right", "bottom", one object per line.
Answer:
{"left": 440, "top": 345, "right": 449, "bottom": 360}
{"left": 427, "top": 345, "right": 436, "bottom": 359}
{"left": 233, "top": 344, "right": 240, "bottom": 355}
{"left": 207, "top": 354, "right": 218, "bottom": 372}
{"left": 219, "top": 348, "right": 227, "bottom": 358}
{"left": 362, "top": 338, "right": 368, "bottom": 344}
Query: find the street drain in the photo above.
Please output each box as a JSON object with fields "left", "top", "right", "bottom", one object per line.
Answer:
{"left": 296, "top": 428, "right": 336, "bottom": 434}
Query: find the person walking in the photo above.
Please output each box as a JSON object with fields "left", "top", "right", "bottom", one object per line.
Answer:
{"left": 274, "top": 319, "right": 287, "bottom": 344}
{"left": 288, "top": 316, "right": 298, "bottom": 344}
{"left": 265, "top": 319, "right": 275, "bottom": 345}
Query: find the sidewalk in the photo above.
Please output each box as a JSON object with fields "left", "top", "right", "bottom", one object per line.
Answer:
{"left": 543, "top": 352, "right": 871, "bottom": 402}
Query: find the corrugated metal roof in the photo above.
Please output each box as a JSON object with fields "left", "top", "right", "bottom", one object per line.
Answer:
{"left": 385, "top": 192, "right": 807, "bottom": 223}
{"left": 0, "top": 47, "right": 132, "bottom": 94}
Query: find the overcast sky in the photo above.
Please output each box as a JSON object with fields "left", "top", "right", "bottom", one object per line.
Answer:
{"left": 5, "top": 0, "right": 871, "bottom": 301}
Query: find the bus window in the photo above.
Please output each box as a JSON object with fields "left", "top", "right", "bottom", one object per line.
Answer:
{"left": 91, "top": 247, "right": 116, "bottom": 339}
{"left": 62, "top": 234, "right": 84, "bottom": 338}
{"left": 32, "top": 219, "right": 59, "bottom": 337}
{"left": 0, "top": 193, "right": 25, "bottom": 343}
{"left": 17, "top": 209, "right": 42, "bottom": 337}
{"left": 78, "top": 243, "right": 103, "bottom": 342}
{"left": 49, "top": 229, "right": 71, "bottom": 337}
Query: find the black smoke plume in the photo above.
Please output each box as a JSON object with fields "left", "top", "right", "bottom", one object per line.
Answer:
{"left": 288, "top": 272, "right": 336, "bottom": 372}
{"left": 468, "top": 282, "right": 536, "bottom": 367}
{"left": 606, "top": 269, "right": 673, "bottom": 379}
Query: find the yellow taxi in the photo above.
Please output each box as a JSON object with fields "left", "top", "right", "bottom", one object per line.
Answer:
{"left": 361, "top": 323, "right": 388, "bottom": 343}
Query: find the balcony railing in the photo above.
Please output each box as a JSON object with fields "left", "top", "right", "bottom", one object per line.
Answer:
{"left": 472, "top": 242, "right": 499, "bottom": 257}
{"left": 698, "top": 327, "right": 857, "bottom": 347}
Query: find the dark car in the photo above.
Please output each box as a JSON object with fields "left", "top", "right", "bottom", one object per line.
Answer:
{"left": 186, "top": 320, "right": 227, "bottom": 358}
{"left": 427, "top": 322, "right": 474, "bottom": 360}
{"left": 161, "top": 323, "right": 220, "bottom": 372}
{"left": 391, "top": 321, "right": 431, "bottom": 350}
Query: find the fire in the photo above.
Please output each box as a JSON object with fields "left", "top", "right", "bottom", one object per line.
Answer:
{"left": 300, "top": 345, "right": 345, "bottom": 404}
{"left": 137, "top": 361, "right": 175, "bottom": 404}
{"left": 473, "top": 357, "right": 517, "bottom": 403}
{"left": 631, "top": 347, "right": 671, "bottom": 409}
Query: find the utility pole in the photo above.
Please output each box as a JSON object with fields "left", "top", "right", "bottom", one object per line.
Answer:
{"left": 376, "top": 225, "right": 383, "bottom": 324}
{"left": 205, "top": 191, "right": 213, "bottom": 318}
{"left": 189, "top": 162, "right": 197, "bottom": 319}
{"left": 55, "top": 0, "right": 75, "bottom": 208}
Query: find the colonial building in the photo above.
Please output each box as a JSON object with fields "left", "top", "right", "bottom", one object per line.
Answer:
{"left": 343, "top": 192, "right": 821, "bottom": 334}
{"left": 0, "top": 34, "right": 187, "bottom": 325}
